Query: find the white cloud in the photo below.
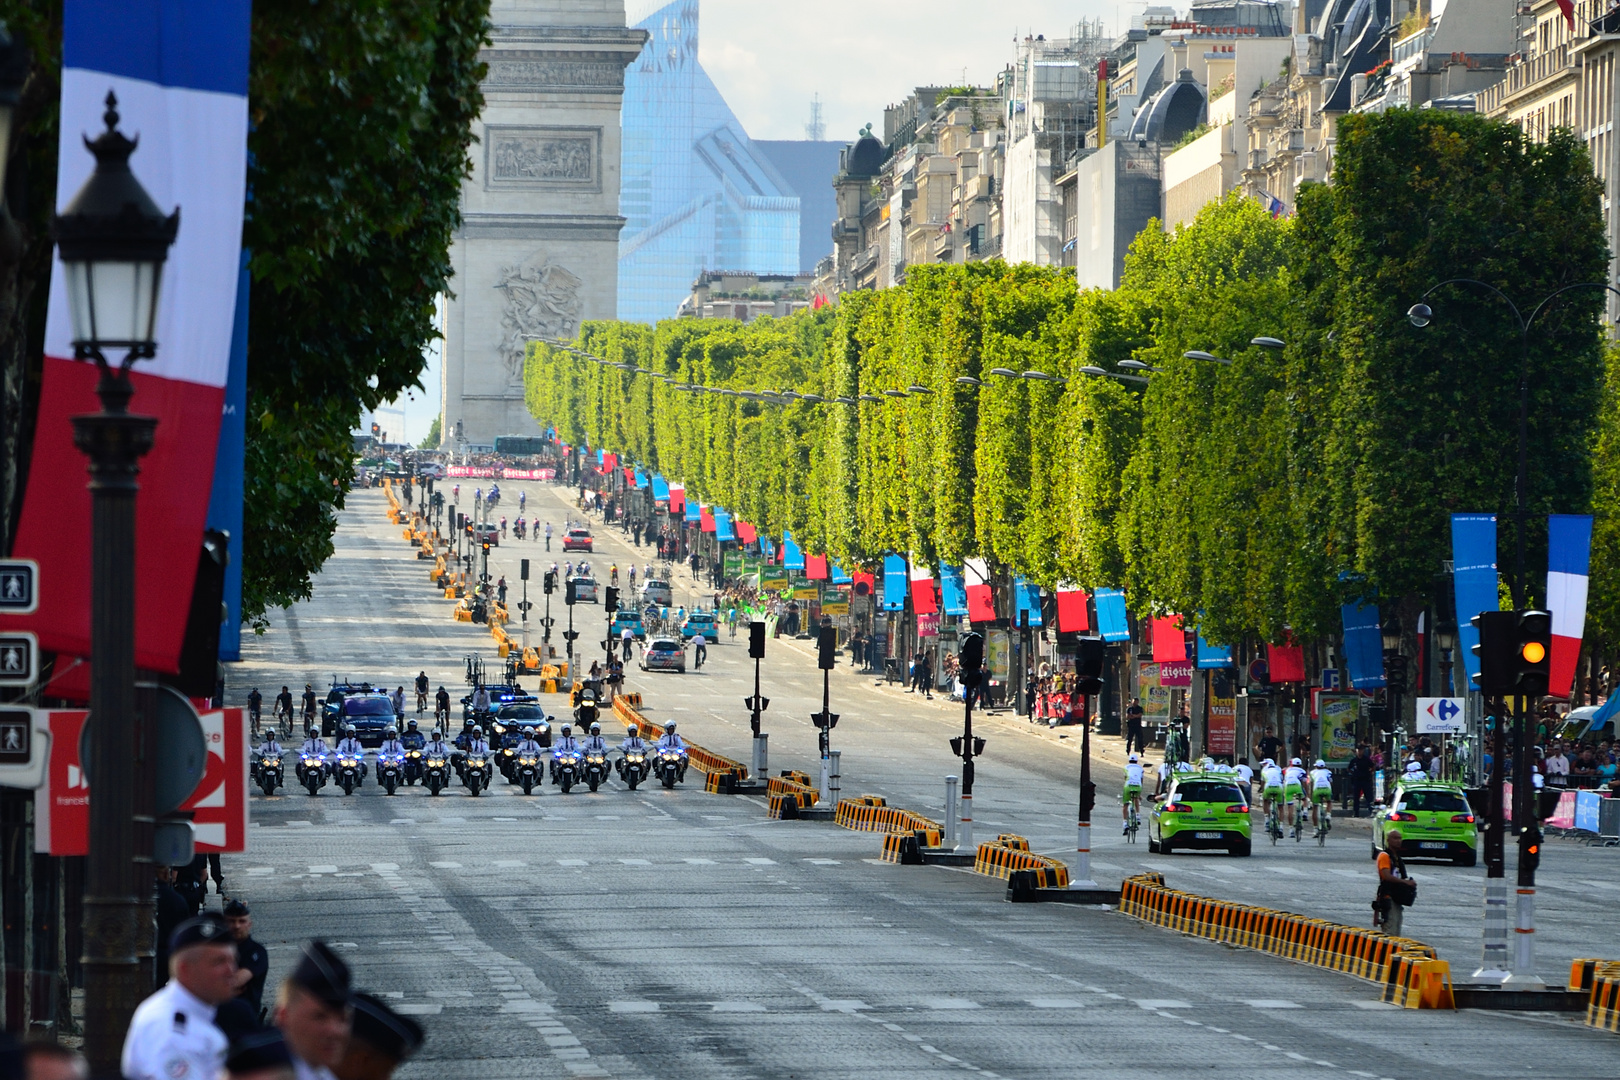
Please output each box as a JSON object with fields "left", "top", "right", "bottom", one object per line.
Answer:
{"left": 694, "top": 0, "right": 1119, "bottom": 141}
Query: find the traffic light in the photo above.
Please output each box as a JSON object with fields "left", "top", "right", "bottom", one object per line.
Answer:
{"left": 959, "top": 632, "right": 984, "bottom": 688}
{"left": 817, "top": 625, "right": 837, "bottom": 670}
{"left": 1519, "top": 823, "right": 1541, "bottom": 883}
{"left": 749, "top": 621, "right": 766, "bottom": 659}
{"left": 543, "top": 570, "right": 556, "bottom": 595}
{"left": 605, "top": 586, "right": 619, "bottom": 614}
{"left": 1514, "top": 609, "right": 1551, "bottom": 698}
{"left": 520, "top": 559, "right": 530, "bottom": 582}
{"left": 1076, "top": 637, "right": 1105, "bottom": 694}
{"left": 1471, "top": 610, "right": 1520, "bottom": 695}
{"left": 481, "top": 540, "right": 490, "bottom": 557}
{"left": 1384, "top": 653, "right": 1408, "bottom": 694}
{"left": 565, "top": 579, "right": 577, "bottom": 606}
{"left": 949, "top": 736, "right": 987, "bottom": 757}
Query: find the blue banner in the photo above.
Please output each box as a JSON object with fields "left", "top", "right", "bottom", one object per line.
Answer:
{"left": 1196, "top": 631, "right": 1233, "bottom": 669}
{"left": 783, "top": 532, "right": 805, "bottom": 571}
{"left": 207, "top": 252, "right": 250, "bottom": 661}
{"left": 714, "top": 508, "right": 734, "bottom": 542}
{"left": 684, "top": 499, "right": 700, "bottom": 523}
{"left": 1341, "top": 600, "right": 1386, "bottom": 690}
{"left": 1014, "top": 577, "right": 1043, "bottom": 627}
{"left": 652, "top": 475, "right": 669, "bottom": 501}
{"left": 1576, "top": 789, "right": 1603, "bottom": 833}
{"left": 882, "top": 554, "right": 908, "bottom": 611}
{"left": 938, "top": 564, "right": 968, "bottom": 616}
{"left": 1095, "top": 588, "right": 1130, "bottom": 642}
{"left": 634, "top": 470, "right": 648, "bottom": 489}
{"left": 830, "top": 563, "right": 852, "bottom": 585}
{"left": 1451, "top": 514, "right": 1498, "bottom": 690}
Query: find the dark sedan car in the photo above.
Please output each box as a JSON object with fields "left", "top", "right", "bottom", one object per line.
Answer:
{"left": 322, "top": 679, "right": 383, "bottom": 736}
{"left": 492, "top": 701, "right": 552, "bottom": 748}
{"left": 341, "top": 693, "right": 398, "bottom": 747}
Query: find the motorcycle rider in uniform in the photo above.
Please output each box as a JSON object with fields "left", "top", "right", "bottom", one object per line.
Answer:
{"left": 656, "top": 721, "right": 689, "bottom": 782}
{"left": 298, "top": 728, "right": 328, "bottom": 784}
{"left": 550, "top": 724, "right": 581, "bottom": 781}
{"left": 582, "top": 722, "right": 608, "bottom": 756}
{"left": 255, "top": 730, "right": 284, "bottom": 788}
{"left": 423, "top": 728, "right": 452, "bottom": 759}
{"left": 335, "top": 725, "right": 368, "bottom": 782}
{"left": 516, "top": 726, "right": 545, "bottom": 756}
{"left": 617, "top": 724, "right": 649, "bottom": 779}
{"left": 376, "top": 728, "right": 406, "bottom": 769}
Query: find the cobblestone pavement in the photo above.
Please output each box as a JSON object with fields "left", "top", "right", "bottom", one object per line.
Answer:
{"left": 227, "top": 485, "right": 1617, "bottom": 1079}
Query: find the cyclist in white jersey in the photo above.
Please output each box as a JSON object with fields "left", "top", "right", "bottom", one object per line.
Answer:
{"left": 1122, "top": 754, "right": 1145, "bottom": 833}
{"left": 1307, "top": 759, "right": 1335, "bottom": 834}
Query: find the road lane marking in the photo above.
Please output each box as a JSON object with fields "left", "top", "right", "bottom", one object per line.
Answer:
{"left": 711, "top": 1002, "right": 766, "bottom": 1012}
{"left": 308, "top": 865, "right": 338, "bottom": 873}
{"left": 1135, "top": 999, "right": 1190, "bottom": 1010}
{"left": 607, "top": 1001, "right": 659, "bottom": 1013}
{"left": 1246, "top": 1000, "right": 1303, "bottom": 1009}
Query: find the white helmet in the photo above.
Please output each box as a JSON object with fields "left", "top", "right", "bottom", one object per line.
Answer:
{"left": 1290, "top": 757, "right": 1302, "bottom": 766}
{"left": 1128, "top": 753, "right": 1139, "bottom": 763}
{"left": 1314, "top": 759, "right": 1326, "bottom": 768}
{"left": 665, "top": 721, "right": 676, "bottom": 732}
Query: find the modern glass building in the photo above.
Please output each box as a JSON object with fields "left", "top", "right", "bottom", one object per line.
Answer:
{"left": 619, "top": 1, "right": 803, "bottom": 323}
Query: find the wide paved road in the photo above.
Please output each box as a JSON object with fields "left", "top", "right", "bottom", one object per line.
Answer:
{"left": 231, "top": 484, "right": 1617, "bottom": 1079}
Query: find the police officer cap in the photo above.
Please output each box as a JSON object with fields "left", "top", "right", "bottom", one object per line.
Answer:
{"left": 222, "top": 898, "right": 250, "bottom": 917}
{"left": 349, "top": 992, "right": 425, "bottom": 1061}
{"left": 169, "top": 913, "right": 231, "bottom": 953}
{"left": 288, "top": 940, "right": 352, "bottom": 1006}
{"left": 224, "top": 1029, "right": 294, "bottom": 1074}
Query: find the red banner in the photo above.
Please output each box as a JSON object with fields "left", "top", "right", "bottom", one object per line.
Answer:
{"left": 445, "top": 467, "right": 555, "bottom": 480}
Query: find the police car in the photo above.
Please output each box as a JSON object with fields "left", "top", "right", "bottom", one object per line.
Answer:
{"left": 641, "top": 638, "right": 686, "bottom": 673}
{"left": 340, "top": 692, "right": 397, "bottom": 747}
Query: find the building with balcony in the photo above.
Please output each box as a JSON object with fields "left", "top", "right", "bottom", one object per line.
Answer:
{"left": 676, "top": 270, "right": 816, "bottom": 321}
{"left": 1480, "top": 0, "right": 1620, "bottom": 321}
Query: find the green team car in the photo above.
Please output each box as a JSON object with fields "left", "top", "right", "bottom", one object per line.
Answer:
{"left": 1148, "top": 771, "right": 1252, "bottom": 857}
{"left": 1372, "top": 781, "right": 1479, "bottom": 866}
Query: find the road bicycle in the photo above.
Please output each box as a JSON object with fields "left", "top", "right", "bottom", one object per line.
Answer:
{"left": 1265, "top": 802, "right": 1283, "bottom": 845}
{"left": 1290, "top": 795, "right": 1309, "bottom": 842}
{"left": 1123, "top": 798, "right": 1140, "bottom": 844}
{"left": 1314, "top": 798, "right": 1333, "bottom": 846}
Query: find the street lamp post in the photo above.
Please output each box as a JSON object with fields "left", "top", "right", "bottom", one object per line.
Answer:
{"left": 953, "top": 632, "right": 986, "bottom": 851}
{"left": 55, "top": 92, "right": 180, "bottom": 1076}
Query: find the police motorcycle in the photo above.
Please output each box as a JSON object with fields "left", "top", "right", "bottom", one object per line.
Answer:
{"left": 253, "top": 741, "right": 284, "bottom": 796}
{"left": 377, "top": 750, "right": 406, "bottom": 796}
{"left": 584, "top": 746, "right": 611, "bottom": 792}
{"left": 550, "top": 723, "right": 583, "bottom": 794}
{"left": 617, "top": 746, "right": 650, "bottom": 790}
{"left": 653, "top": 722, "right": 688, "bottom": 789}
{"left": 515, "top": 736, "right": 544, "bottom": 796}
{"left": 462, "top": 746, "right": 492, "bottom": 796}
{"left": 296, "top": 744, "right": 328, "bottom": 797}
{"left": 332, "top": 745, "right": 365, "bottom": 796}
{"left": 401, "top": 721, "right": 427, "bottom": 785}
{"left": 423, "top": 744, "right": 451, "bottom": 796}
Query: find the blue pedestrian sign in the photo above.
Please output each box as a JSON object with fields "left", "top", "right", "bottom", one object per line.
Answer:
{"left": 0, "top": 560, "right": 36, "bottom": 615}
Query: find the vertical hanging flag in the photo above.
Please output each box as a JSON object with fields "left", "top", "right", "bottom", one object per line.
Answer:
{"left": 1195, "top": 631, "right": 1232, "bottom": 669}
{"left": 1451, "top": 514, "right": 1499, "bottom": 691}
{"left": 805, "top": 554, "right": 828, "bottom": 580}
{"left": 882, "top": 555, "right": 908, "bottom": 611}
{"left": 1094, "top": 588, "right": 1130, "bottom": 642}
{"left": 1013, "top": 578, "right": 1042, "bottom": 626}
{"left": 652, "top": 475, "right": 670, "bottom": 502}
{"left": 206, "top": 252, "right": 249, "bottom": 661}
{"left": 1055, "top": 585, "right": 1090, "bottom": 633}
{"left": 684, "top": 499, "right": 700, "bottom": 524}
{"left": 1267, "top": 637, "right": 1306, "bottom": 682}
{"left": 909, "top": 557, "right": 938, "bottom": 615}
{"left": 830, "top": 563, "right": 852, "bottom": 585}
{"left": 699, "top": 505, "right": 716, "bottom": 533}
{"left": 1341, "top": 601, "right": 1386, "bottom": 690}
{"left": 712, "top": 507, "right": 734, "bottom": 541}
{"left": 1546, "top": 513, "right": 1593, "bottom": 699}
{"left": 938, "top": 564, "right": 968, "bottom": 616}
{"left": 1151, "top": 615, "right": 1186, "bottom": 663}
{"left": 736, "top": 519, "right": 757, "bottom": 545}
{"left": 667, "top": 484, "right": 685, "bottom": 514}
{"left": 2, "top": 0, "right": 252, "bottom": 672}
{"left": 963, "top": 558, "right": 996, "bottom": 622}
{"left": 782, "top": 532, "right": 805, "bottom": 572}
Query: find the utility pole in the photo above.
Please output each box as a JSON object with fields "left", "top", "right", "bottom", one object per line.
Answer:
{"left": 953, "top": 632, "right": 986, "bottom": 851}
{"left": 813, "top": 620, "right": 839, "bottom": 801}
{"left": 746, "top": 621, "right": 770, "bottom": 778}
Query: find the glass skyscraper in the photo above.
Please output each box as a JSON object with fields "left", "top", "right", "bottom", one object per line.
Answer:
{"left": 619, "top": 1, "right": 801, "bottom": 323}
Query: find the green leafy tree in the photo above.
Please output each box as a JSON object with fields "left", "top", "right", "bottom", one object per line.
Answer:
{"left": 241, "top": 0, "right": 488, "bottom": 627}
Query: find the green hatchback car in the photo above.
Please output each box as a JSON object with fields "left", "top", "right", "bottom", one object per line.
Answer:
{"left": 1372, "top": 781, "right": 1478, "bottom": 866}
{"left": 1148, "top": 772, "right": 1252, "bottom": 856}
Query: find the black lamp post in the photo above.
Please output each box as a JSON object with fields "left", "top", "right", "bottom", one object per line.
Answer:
{"left": 55, "top": 92, "right": 179, "bottom": 1075}
{"left": 1380, "top": 617, "right": 1404, "bottom": 763}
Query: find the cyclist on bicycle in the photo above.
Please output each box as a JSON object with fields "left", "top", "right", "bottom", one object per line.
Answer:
{"left": 727, "top": 607, "right": 739, "bottom": 637}
{"left": 519, "top": 491, "right": 526, "bottom": 512}
{"left": 248, "top": 688, "right": 263, "bottom": 734}
{"left": 1308, "top": 759, "right": 1335, "bottom": 836}
{"left": 1259, "top": 758, "right": 1285, "bottom": 820}
{"left": 434, "top": 685, "right": 451, "bottom": 725}
{"left": 629, "top": 565, "right": 637, "bottom": 588}
{"left": 415, "top": 671, "right": 429, "bottom": 713}
{"left": 1283, "top": 757, "right": 1308, "bottom": 835}
{"left": 300, "top": 684, "right": 318, "bottom": 730}
{"left": 274, "top": 685, "right": 293, "bottom": 729}
{"left": 610, "top": 563, "right": 619, "bottom": 586}
{"left": 1122, "top": 753, "right": 1145, "bottom": 834}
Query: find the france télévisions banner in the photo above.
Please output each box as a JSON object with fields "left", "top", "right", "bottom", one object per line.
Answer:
{"left": 1, "top": 2, "right": 251, "bottom": 673}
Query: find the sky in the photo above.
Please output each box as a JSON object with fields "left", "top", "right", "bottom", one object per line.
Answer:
{"left": 670, "top": 0, "right": 1119, "bottom": 142}
{"left": 379, "top": 0, "right": 1125, "bottom": 443}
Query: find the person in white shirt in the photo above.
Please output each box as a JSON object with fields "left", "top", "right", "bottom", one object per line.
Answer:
{"left": 1282, "top": 758, "right": 1308, "bottom": 834}
{"left": 581, "top": 723, "right": 608, "bottom": 755}
{"left": 122, "top": 915, "right": 237, "bottom": 1080}
{"left": 334, "top": 726, "right": 368, "bottom": 780}
{"left": 1234, "top": 758, "right": 1255, "bottom": 807}
{"left": 656, "top": 721, "right": 686, "bottom": 751}
{"left": 389, "top": 686, "right": 405, "bottom": 718}
{"left": 1543, "top": 745, "right": 1570, "bottom": 788}
{"left": 422, "top": 729, "right": 451, "bottom": 757}
{"left": 1259, "top": 759, "right": 1285, "bottom": 818}
{"left": 471, "top": 684, "right": 491, "bottom": 713}
{"left": 515, "top": 727, "right": 545, "bottom": 755}
{"left": 298, "top": 730, "right": 328, "bottom": 784}
{"left": 620, "top": 724, "right": 648, "bottom": 754}
{"left": 1307, "top": 759, "right": 1336, "bottom": 835}
{"left": 274, "top": 941, "right": 353, "bottom": 1080}
{"left": 1122, "top": 754, "right": 1145, "bottom": 833}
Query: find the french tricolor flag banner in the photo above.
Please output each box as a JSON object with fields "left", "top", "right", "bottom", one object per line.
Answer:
{"left": 908, "top": 556, "right": 938, "bottom": 615}
{"left": 963, "top": 558, "right": 996, "bottom": 623}
{"left": 4, "top": 1, "right": 250, "bottom": 672}
{"left": 1546, "top": 513, "right": 1593, "bottom": 700}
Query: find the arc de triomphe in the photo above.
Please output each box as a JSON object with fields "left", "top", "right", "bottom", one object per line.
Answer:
{"left": 440, "top": 0, "right": 646, "bottom": 447}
